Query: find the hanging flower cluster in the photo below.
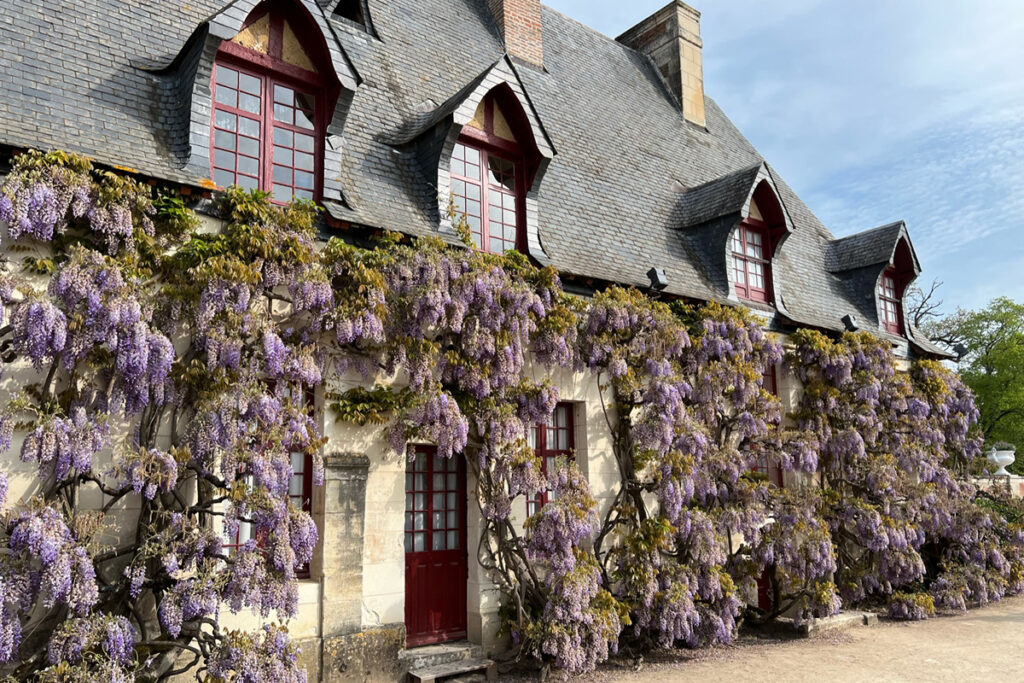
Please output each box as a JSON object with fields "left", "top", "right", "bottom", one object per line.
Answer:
{"left": 787, "top": 330, "right": 1023, "bottom": 619}
{"left": 583, "top": 293, "right": 786, "bottom": 649}
{"left": 0, "top": 150, "right": 153, "bottom": 252}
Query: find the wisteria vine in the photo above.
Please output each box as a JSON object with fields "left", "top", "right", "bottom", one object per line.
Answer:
{"left": 0, "top": 150, "right": 1021, "bottom": 683}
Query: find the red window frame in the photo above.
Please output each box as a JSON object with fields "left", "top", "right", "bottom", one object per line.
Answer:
{"left": 879, "top": 268, "right": 903, "bottom": 335}
{"left": 451, "top": 97, "right": 528, "bottom": 254}
{"left": 527, "top": 403, "right": 575, "bottom": 515}
{"left": 223, "top": 383, "right": 316, "bottom": 579}
{"left": 210, "top": 5, "right": 329, "bottom": 203}
{"left": 751, "top": 366, "right": 783, "bottom": 487}
{"left": 731, "top": 218, "right": 773, "bottom": 303}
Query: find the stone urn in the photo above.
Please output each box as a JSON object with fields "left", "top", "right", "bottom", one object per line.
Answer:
{"left": 987, "top": 447, "right": 1016, "bottom": 476}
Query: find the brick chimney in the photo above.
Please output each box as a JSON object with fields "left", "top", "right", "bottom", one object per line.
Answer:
{"left": 617, "top": 1, "right": 706, "bottom": 127}
{"left": 487, "top": 0, "right": 543, "bottom": 68}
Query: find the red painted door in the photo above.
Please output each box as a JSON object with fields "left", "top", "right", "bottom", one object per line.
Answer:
{"left": 405, "top": 446, "right": 467, "bottom": 647}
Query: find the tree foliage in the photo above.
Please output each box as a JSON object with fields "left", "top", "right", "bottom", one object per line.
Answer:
{"left": 925, "top": 298, "right": 1024, "bottom": 473}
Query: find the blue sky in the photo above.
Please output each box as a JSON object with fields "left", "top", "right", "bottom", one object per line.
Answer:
{"left": 543, "top": 0, "right": 1024, "bottom": 314}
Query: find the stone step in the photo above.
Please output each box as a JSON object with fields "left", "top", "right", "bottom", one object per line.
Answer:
{"left": 408, "top": 657, "right": 497, "bottom": 682}
{"left": 799, "top": 610, "right": 878, "bottom": 637}
{"left": 398, "top": 641, "right": 483, "bottom": 671}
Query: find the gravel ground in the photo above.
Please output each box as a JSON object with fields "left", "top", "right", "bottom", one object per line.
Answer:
{"left": 501, "top": 595, "right": 1024, "bottom": 682}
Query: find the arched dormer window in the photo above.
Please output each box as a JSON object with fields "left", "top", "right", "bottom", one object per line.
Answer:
{"left": 878, "top": 237, "right": 914, "bottom": 335}
{"left": 731, "top": 180, "right": 786, "bottom": 304}
{"left": 879, "top": 269, "right": 902, "bottom": 334}
{"left": 450, "top": 87, "right": 541, "bottom": 254}
{"left": 210, "top": 0, "right": 340, "bottom": 202}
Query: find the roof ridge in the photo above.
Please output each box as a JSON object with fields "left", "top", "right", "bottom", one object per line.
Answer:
{"left": 832, "top": 220, "right": 905, "bottom": 243}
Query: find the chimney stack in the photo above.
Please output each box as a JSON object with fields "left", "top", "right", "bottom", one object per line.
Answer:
{"left": 487, "top": 0, "right": 543, "bottom": 68}
{"left": 617, "top": 1, "right": 706, "bottom": 127}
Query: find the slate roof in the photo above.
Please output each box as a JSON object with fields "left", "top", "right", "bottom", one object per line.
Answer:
{"left": 0, "top": 0, "right": 950, "bottom": 357}
{"left": 827, "top": 221, "right": 910, "bottom": 273}
{"left": 677, "top": 163, "right": 765, "bottom": 229}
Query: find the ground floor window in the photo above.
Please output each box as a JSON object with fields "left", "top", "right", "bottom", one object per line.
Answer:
{"left": 527, "top": 402, "right": 575, "bottom": 516}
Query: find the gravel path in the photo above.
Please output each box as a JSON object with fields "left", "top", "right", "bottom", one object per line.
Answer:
{"left": 515, "top": 595, "right": 1024, "bottom": 682}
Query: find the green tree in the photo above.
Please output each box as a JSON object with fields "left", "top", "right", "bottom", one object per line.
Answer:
{"left": 925, "top": 297, "right": 1024, "bottom": 474}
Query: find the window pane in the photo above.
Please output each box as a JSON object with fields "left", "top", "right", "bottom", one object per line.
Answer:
{"left": 433, "top": 492, "right": 444, "bottom": 510}
{"left": 414, "top": 512, "right": 425, "bottom": 530}
{"left": 295, "top": 152, "right": 314, "bottom": 171}
{"left": 215, "top": 87, "right": 237, "bottom": 108}
{"left": 447, "top": 492, "right": 456, "bottom": 509}
{"left": 295, "top": 171, "right": 314, "bottom": 190}
{"left": 447, "top": 510, "right": 457, "bottom": 528}
{"left": 433, "top": 511, "right": 444, "bottom": 528}
{"left": 214, "top": 169, "right": 235, "bottom": 188}
{"left": 433, "top": 473, "right": 444, "bottom": 491}
{"left": 237, "top": 175, "right": 259, "bottom": 190}
{"left": 213, "top": 149, "right": 235, "bottom": 170}
{"left": 746, "top": 237, "right": 761, "bottom": 257}
{"left": 463, "top": 146, "right": 480, "bottom": 165}
{"left": 404, "top": 534, "right": 411, "bottom": 553}
{"left": 489, "top": 205, "right": 502, "bottom": 221}
{"left": 433, "top": 531, "right": 445, "bottom": 550}
{"left": 239, "top": 72, "right": 261, "bottom": 95}
{"left": 214, "top": 130, "right": 236, "bottom": 151}
{"left": 273, "top": 165, "right": 292, "bottom": 184}
{"left": 237, "top": 156, "right": 259, "bottom": 176}
{"left": 451, "top": 159, "right": 465, "bottom": 177}
{"left": 295, "top": 93, "right": 316, "bottom": 130}
{"left": 295, "top": 133, "right": 314, "bottom": 153}
{"left": 413, "top": 533, "right": 425, "bottom": 551}
{"left": 274, "top": 84, "right": 293, "bottom": 104}
{"left": 466, "top": 183, "right": 480, "bottom": 201}
{"left": 274, "top": 146, "right": 293, "bottom": 166}
{"left": 238, "top": 136, "right": 259, "bottom": 157}
{"left": 274, "top": 128, "right": 294, "bottom": 147}
{"left": 239, "top": 117, "right": 260, "bottom": 137}
{"left": 274, "top": 103, "right": 294, "bottom": 125}
{"left": 216, "top": 66, "right": 238, "bottom": 88}
{"left": 215, "top": 111, "right": 237, "bottom": 131}
{"left": 239, "top": 93, "right": 260, "bottom": 113}
{"left": 447, "top": 530, "right": 458, "bottom": 550}
{"left": 447, "top": 473, "right": 457, "bottom": 490}
{"left": 414, "top": 492, "right": 425, "bottom": 509}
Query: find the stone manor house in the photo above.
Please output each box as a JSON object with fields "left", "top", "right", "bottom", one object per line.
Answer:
{"left": 0, "top": 0, "right": 951, "bottom": 679}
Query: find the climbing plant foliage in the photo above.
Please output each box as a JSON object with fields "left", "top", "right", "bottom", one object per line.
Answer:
{"left": 0, "top": 151, "right": 1021, "bottom": 681}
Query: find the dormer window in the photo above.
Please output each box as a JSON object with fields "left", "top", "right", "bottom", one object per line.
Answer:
{"left": 876, "top": 235, "right": 917, "bottom": 336}
{"left": 451, "top": 92, "right": 531, "bottom": 254}
{"left": 879, "top": 268, "right": 903, "bottom": 334}
{"left": 210, "top": 1, "right": 340, "bottom": 202}
{"left": 728, "top": 180, "right": 789, "bottom": 305}
{"left": 731, "top": 219, "right": 771, "bottom": 302}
